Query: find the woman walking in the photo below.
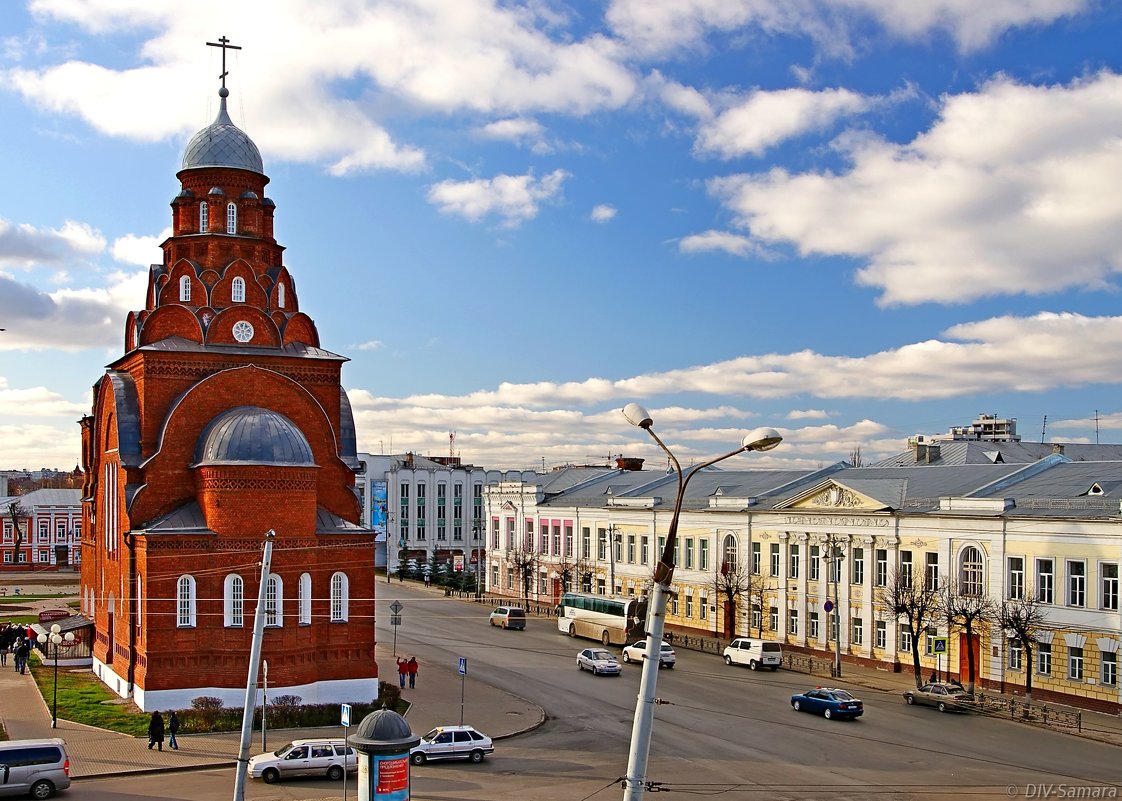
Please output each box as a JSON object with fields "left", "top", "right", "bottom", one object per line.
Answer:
{"left": 147, "top": 711, "right": 165, "bottom": 752}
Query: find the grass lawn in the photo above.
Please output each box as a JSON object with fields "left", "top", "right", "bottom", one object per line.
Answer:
{"left": 29, "top": 656, "right": 148, "bottom": 737}
{"left": 0, "top": 615, "right": 40, "bottom": 625}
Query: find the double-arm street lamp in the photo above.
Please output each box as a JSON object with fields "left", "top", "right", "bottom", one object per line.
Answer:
{"left": 37, "top": 624, "right": 76, "bottom": 728}
{"left": 620, "top": 403, "right": 781, "bottom": 801}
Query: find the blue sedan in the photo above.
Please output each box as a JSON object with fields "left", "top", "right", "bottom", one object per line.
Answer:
{"left": 790, "top": 687, "right": 864, "bottom": 720}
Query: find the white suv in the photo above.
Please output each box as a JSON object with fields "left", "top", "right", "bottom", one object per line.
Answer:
{"left": 410, "top": 725, "right": 494, "bottom": 765}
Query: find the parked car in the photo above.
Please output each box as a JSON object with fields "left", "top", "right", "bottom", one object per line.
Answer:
{"left": 0, "top": 738, "right": 71, "bottom": 799}
{"left": 577, "top": 647, "right": 621, "bottom": 675}
{"left": 790, "top": 688, "right": 864, "bottom": 720}
{"left": 903, "top": 682, "right": 980, "bottom": 713}
{"left": 722, "top": 638, "right": 782, "bottom": 670}
{"left": 621, "top": 640, "right": 676, "bottom": 668}
{"left": 247, "top": 739, "right": 356, "bottom": 783}
{"left": 410, "top": 725, "right": 494, "bottom": 765}
{"left": 489, "top": 606, "right": 526, "bottom": 630}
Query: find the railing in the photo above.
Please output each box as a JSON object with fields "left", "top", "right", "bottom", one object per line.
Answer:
{"left": 976, "top": 693, "right": 1083, "bottom": 733}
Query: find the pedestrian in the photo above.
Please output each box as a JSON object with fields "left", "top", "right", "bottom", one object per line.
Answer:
{"left": 14, "top": 639, "right": 30, "bottom": 675}
{"left": 148, "top": 710, "right": 165, "bottom": 751}
{"left": 407, "top": 656, "right": 418, "bottom": 689}
{"left": 168, "top": 711, "right": 180, "bottom": 750}
{"left": 396, "top": 657, "right": 407, "bottom": 689}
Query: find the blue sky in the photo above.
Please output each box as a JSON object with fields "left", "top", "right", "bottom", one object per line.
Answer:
{"left": 3, "top": 0, "right": 1122, "bottom": 472}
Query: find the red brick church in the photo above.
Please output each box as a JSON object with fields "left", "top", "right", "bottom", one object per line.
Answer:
{"left": 78, "top": 56, "right": 378, "bottom": 711}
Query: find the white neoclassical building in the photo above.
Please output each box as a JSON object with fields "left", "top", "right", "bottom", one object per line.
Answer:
{"left": 483, "top": 454, "right": 1122, "bottom": 713}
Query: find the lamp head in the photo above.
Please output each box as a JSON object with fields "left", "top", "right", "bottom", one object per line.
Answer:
{"left": 742, "top": 427, "right": 783, "bottom": 452}
{"left": 63, "top": 632, "right": 75, "bottom": 644}
{"left": 50, "top": 623, "right": 62, "bottom": 635}
{"left": 622, "top": 402, "right": 653, "bottom": 429}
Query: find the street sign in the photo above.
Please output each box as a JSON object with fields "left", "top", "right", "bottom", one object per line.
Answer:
{"left": 341, "top": 703, "right": 352, "bottom": 727}
{"left": 390, "top": 615, "right": 402, "bottom": 626}
{"left": 390, "top": 600, "right": 403, "bottom": 614}
{"left": 931, "top": 636, "right": 948, "bottom": 654}
{"left": 458, "top": 657, "right": 468, "bottom": 676}
{"left": 823, "top": 600, "right": 834, "bottom": 613}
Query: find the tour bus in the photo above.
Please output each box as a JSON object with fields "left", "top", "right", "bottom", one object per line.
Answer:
{"left": 557, "top": 592, "right": 646, "bottom": 646}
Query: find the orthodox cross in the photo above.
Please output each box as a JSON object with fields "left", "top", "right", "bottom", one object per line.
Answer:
{"left": 206, "top": 36, "right": 242, "bottom": 89}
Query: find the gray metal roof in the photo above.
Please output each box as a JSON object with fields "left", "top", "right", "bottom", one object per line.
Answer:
{"left": 131, "top": 336, "right": 345, "bottom": 361}
{"left": 194, "top": 406, "right": 315, "bottom": 467}
{"left": 872, "top": 440, "right": 1122, "bottom": 467}
{"left": 0, "top": 488, "right": 81, "bottom": 508}
{"left": 181, "top": 87, "right": 264, "bottom": 174}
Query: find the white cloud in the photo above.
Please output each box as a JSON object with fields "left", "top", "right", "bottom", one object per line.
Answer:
{"left": 353, "top": 340, "right": 386, "bottom": 351}
{"left": 591, "top": 204, "right": 617, "bottom": 222}
{"left": 695, "top": 87, "right": 869, "bottom": 158}
{"left": 478, "top": 118, "right": 545, "bottom": 142}
{"left": 111, "top": 229, "right": 170, "bottom": 266}
{"left": 679, "top": 230, "right": 759, "bottom": 257}
{"left": 787, "top": 408, "right": 831, "bottom": 420}
{"left": 606, "top": 0, "right": 1087, "bottom": 57}
{"left": 707, "top": 72, "right": 1122, "bottom": 305}
{"left": 12, "top": 0, "right": 638, "bottom": 175}
{"left": 0, "top": 386, "right": 86, "bottom": 417}
{"left": 0, "top": 218, "right": 106, "bottom": 268}
{"left": 0, "top": 422, "right": 84, "bottom": 468}
{"left": 427, "top": 169, "right": 569, "bottom": 226}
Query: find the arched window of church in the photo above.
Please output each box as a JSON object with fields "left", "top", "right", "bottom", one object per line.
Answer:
{"left": 231, "top": 276, "right": 245, "bottom": 303}
{"left": 199, "top": 202, "right": 208, "bottom": 233}
{"left": 960, "top": 546, "right": 984, "bottom": 597}
{"left": 177, "top": 575, "right": 196, "bottom": 627}
{"left": 179, "top": 276, "right": 191, "bottom": 302}
{"left": 722, "top": 533, "right": 738, "bottom": 573}
{"left": 299, "top": 573, "right": 312, "bottom": 625}
{"left": 224, "top": 574, "right": 244, "bottom": 627}
{"left": 330, "top": 572, "right": 349, "bottom": 622}
{"left": 265, "top": 575, "right": 283, "bottom": 627}
{"left": 226, "top": 202, "right": 237, "bottom": 234}
{"left": 277, "top": 283, "right": 285, "bottom": 309}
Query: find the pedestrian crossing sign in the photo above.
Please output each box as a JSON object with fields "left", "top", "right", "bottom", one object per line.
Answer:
{"left": 931, "top": 636, "right": 948, "bottom": 654}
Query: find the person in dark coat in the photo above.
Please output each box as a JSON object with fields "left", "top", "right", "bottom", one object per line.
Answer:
{"left": 14, "top": 639, "right": 30, "bottom": 675}
{"left": 167, "top": 711, "right": 180, "bottom": 750}
{"left": 148, "top": 711, "right": 165, "bottom": 751}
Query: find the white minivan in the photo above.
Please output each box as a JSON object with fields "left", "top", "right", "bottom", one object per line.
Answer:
{"left": 722, "top": 638, "right": 783, "bottom": 671}
{"left": 0, "top": 738, "right": 71, "bottom": 799}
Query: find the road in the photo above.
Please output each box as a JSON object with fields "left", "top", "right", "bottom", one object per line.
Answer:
{"left": 74, "top": 583, "right": 1122, "bottom": 800}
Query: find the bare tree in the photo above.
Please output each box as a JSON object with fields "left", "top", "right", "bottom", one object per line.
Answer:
{"left": 509, "top": 542, "right": 538, "bottom": 608}
{"left": 711, "top": 559, "right": 754, "bottom": 638}
{"left": 875, "top": 567, "right": 940, "bottom": 688}
{"left": 6, "top": 502, "right": 26, "bottom": 566}
{"left": 849, "top": 445, "right": 863, "bottom": 467}
{"left": 938, "top": 579, "right": 996, "bottom": 693}
{"left": 749, "top": 578, "right": 776, "bottom": 638}
{"left": 998, "top": 587, "right": 1049, "bottom": 706}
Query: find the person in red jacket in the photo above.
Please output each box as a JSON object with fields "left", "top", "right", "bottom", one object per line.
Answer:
{"left": 407, "top": 656, "right": 418, "bottom": 689}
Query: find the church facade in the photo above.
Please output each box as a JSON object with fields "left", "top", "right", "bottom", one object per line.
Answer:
{"left": 78, "top": 71, "right": 377, "bottom": 711}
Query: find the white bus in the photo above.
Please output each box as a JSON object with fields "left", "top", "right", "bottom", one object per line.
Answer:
{"left": 557, "top": 592, "right": 647, "bottom": 646}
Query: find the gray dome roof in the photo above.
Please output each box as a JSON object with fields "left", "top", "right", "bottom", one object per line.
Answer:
{"left": 182, "top": 87, "right": 264, "bottom": 175}
{"left": 195, "top": 406, "right": 314, "bottom": 466}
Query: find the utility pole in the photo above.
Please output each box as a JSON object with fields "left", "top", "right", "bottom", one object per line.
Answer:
{"left": 608, "top": 525, "right": 619, "bottom": 595}
{"left": 825, "top": 534, "right": 846, "bottom": 679}
{"left": 233, "top": 530, "right": 275, "bottom": 801}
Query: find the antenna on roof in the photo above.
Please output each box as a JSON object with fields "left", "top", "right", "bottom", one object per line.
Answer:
{"left": 1095, "top": 409, "right": 1100, "bottom": 445}
{"left": 1040, "top": 415, "right": 1047, "bottom": 444}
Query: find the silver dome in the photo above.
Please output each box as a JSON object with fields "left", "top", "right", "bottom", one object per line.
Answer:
{"left": 195, "top": 406, "right": 314, "bottom": 466}
{"left": 182, "top": 87, "right": 264, "bottom": 175}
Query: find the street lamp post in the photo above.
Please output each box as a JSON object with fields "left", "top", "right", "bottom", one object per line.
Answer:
{"left": 620, "top": 403, "right": 781, "bottom": 801}
{"left": 37, "top": 624, "right": 75, "bottom": 728}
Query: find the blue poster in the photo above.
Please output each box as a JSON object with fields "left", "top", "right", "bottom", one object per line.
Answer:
{"left": 371, "top": 481, "right": 388, "bottom": 532}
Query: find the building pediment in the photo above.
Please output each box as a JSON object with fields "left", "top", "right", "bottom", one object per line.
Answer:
{"left": 778, "top": 478, "right": 905, "bottom": 512}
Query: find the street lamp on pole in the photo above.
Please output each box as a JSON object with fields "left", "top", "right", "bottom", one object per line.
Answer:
{"left": 37, "top": 624, "right": 75, "bottom": 728}
{"left": 620, "top": 403, "right": 781, "bottom": 801}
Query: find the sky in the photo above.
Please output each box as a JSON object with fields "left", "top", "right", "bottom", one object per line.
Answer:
{"left": 3, "top": 0, "right": 1122, "bottom": 474}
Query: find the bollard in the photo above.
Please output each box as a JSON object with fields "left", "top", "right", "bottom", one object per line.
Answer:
{"left": 348, "top": 707, "right": 421, "bottom": 800}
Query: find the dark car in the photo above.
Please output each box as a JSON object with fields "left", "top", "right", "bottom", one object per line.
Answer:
{"left": 903, "top": 682, "right": 979, "bottom": 713}
{"left": 790, "top": 687, "right": 864, "bottom": 720}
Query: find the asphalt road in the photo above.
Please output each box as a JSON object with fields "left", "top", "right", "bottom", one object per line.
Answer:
{"left": 74, "top": 584, "right": 1122, "bottom": 801}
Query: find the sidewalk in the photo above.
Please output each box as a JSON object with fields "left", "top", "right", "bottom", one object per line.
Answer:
{"left": 0, "top": 647, "right": 543, "bottom": 779}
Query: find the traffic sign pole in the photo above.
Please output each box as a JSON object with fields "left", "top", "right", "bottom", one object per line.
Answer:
{"left": 458, "top": 657, "right": 468, "bottom": 725}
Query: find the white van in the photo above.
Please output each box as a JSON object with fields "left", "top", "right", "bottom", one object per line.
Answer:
{"left": 722, "top": 638, "right": 783, "bottom": 671}
{"left": 0, "top": 738, "right": 71, "bottom": 799}
{"left": 488, "top": 606, "right": 526, "bottom": 630}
